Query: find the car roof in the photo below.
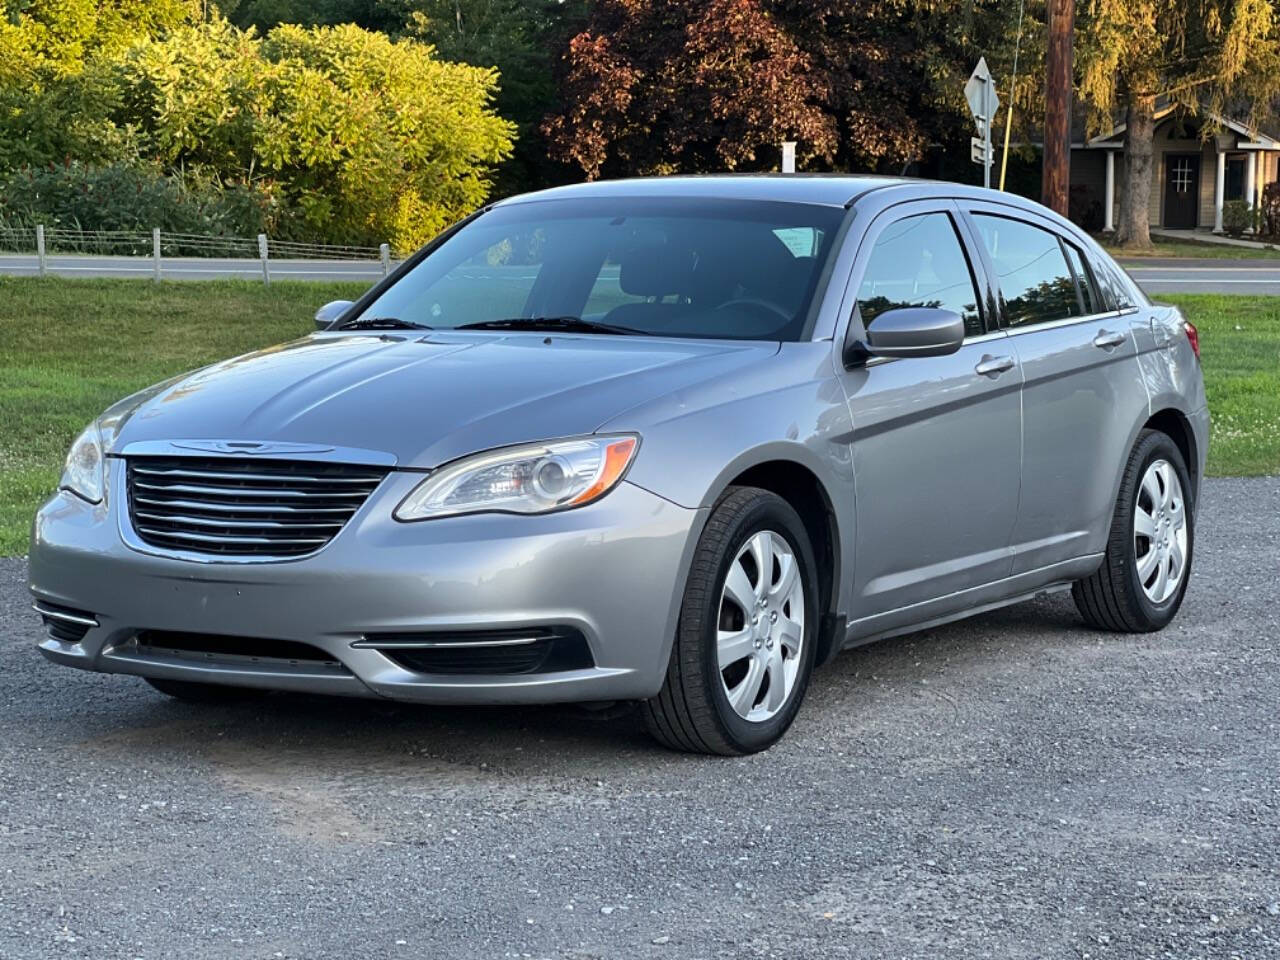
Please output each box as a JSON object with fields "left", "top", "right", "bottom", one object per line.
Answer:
{"left": 493, "top": 174, "right": 912, "bottom": 209}
{"left": 492, "top": 174, "right": 1068, "bottom": 222}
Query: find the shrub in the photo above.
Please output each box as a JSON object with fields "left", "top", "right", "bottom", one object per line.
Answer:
{"left": 0, "top": 161, "right": 275, "bottom": 241}
{"left": 1261, "top": 182, "right": 1280, "bottom": 238}
{"left": 1222, "top": 199, "right": 1255, "bottom": 237}
{"left": 115, "top": 20, "right": 515, "bottom": 253}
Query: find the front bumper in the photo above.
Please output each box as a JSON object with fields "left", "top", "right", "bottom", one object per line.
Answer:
{"left": 28, "top": 465, "right": 703, "bottom": 704}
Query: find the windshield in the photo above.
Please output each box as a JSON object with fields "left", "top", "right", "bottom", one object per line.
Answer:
{"left": 352, "top": 197, "right": 845, "bottom": 341}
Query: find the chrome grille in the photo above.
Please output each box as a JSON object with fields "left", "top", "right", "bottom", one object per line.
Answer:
{"left": 125, "top": 456, "right": 389, "bottom": 558}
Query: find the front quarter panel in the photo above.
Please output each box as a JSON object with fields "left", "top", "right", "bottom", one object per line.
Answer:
{"left": 598, "top": 340, "right": 856, "bottom": 608}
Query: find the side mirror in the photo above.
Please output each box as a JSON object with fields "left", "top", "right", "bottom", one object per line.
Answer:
{"left": 845, "top": 307, "right": 965, "bottom": 364}
{"left": 314, "top": 300, "right": 355, "bottom": 330}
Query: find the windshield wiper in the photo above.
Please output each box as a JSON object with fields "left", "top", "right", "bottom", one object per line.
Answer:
{"left": 337, "top": 316, "right": 434, "bottom": 331}
{"left": 455, "top": 316, "right": 649, "bottom": 336}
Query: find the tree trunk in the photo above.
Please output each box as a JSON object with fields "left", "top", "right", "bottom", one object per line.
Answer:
{"left": 1115, "top": 90, "right": 1155, "bottom": 249}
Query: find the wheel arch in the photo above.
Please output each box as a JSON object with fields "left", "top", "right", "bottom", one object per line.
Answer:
{"left": 716, "top": 457, "right": 846, "bottom": 668}
{"left": 1143, "top": 407, "right": 1199, "bottom": 507}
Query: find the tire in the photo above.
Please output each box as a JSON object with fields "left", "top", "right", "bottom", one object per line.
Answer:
{"left": 642, "top": 486, "right": 820, "bottom": 755}
{"left": 145, "top": 677, "right": 264, "bottom": 702}
{"left": 1072, "top": 429, "right": 1195, "bottom": 632}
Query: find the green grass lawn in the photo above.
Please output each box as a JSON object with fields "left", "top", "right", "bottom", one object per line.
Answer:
{"left": 0, "top": 278, "right": 368, "bottom": 555}
{"left": 0, "top": 279, "right": 1276, "bottom": 555}
{"left": 1099, "top": 235, "right": 1280, "bottom": 260}
{"left": 1164, "top": 293, "right": 1280, "bottom": 477}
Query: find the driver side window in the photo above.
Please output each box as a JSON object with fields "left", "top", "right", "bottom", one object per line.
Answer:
{"left": 857, "top": 212, "right": 984, "bottom": 337}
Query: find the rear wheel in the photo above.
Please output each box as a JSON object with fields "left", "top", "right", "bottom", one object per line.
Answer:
{"left": 1073, "top": 429, "right": 1194, "bottom": 632}
{"left": 145, "top": 677, "right": 264, "bottom": 702}
{"left": 642, "top": 486, "right": 819, "bottom": 755}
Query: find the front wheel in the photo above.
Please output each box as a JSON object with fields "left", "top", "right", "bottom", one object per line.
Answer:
{"left": 642, "top": 487, "right": 819, "bottom": 755}
{"left": 1073, "top": 429, "right": 1194, "bottom": 632}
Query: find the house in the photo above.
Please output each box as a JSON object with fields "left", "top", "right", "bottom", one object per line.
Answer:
{"left": 1070, "top": 102, "right": 1280, "bottom": 232}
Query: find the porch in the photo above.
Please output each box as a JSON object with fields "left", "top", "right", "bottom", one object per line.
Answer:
{"left": 1070, "top": 107, "right": 1280, "bottom": 233}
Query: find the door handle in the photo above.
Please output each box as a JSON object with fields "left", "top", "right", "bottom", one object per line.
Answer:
{"left": 974, "top": 354, "right": 1015, "bottom": 378}
{"left": 1093, "top": 329, "right": 1127, "bottom": 349}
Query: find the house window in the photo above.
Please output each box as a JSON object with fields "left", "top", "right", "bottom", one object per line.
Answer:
{"left": 1170, "top": 157, "right": 1194, "bottom": 194}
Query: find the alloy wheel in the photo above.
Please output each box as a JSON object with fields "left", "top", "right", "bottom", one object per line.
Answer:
{"left": 716, "top": 530, "right": 806, "bottom": 723}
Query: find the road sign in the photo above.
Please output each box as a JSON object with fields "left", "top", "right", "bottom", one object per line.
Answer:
{"left": 964, "top": 57, "right": 1000, "bottom": 121}
{"left": 965, "top": 57, "right": 1000, "bottom": 189}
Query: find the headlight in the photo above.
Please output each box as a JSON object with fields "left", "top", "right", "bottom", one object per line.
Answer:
{"left": 395, "top": 436, "right": 639, "bottom": 521}
{"left": 60, "top": 423, "right": 106, "bottom": 504}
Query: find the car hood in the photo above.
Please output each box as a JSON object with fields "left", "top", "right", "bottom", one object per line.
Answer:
{"left": 105, "top": 331, "right": 778, "bottom": 468}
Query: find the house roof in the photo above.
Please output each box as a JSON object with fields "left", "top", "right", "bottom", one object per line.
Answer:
{"left": 1081, "top": 100, "right": 1280, "bottom": 149}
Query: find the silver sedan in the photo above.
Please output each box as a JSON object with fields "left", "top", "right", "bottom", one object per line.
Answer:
{"left": 29, "top": 176, "right": 1208, "bottom": 754}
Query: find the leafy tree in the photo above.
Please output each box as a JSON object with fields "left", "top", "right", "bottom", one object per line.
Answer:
{"left": 0, "top": 0, "right": 199, "bottom": 166}
{"left": 224, "top": 0, "right": 400, "bottom": 33}
{"left": 221, "top": 0, "right": 586, "bottom": 196}
{"left": 115, "top": 19, "right": 514, "bottom": 250}
{"left": 544, "top": 0, "right": 837, "bottom": 179}
{"left": 402, "top": 0, "right": 586, "bottom": 196}
{"left": 1078, "top": 0, "right": 1280, "bottom": 248}
{"left": 543, "top": 0, "right": 1038, "bottom": 181}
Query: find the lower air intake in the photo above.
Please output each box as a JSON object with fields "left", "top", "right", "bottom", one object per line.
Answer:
{"left": 132, "top": 631, "right": 347, "bottom": 671}
{"left": 33, "top": 600, "right": 97, "bottom": 644}
{"left": 359, "top": 627, "right": 594, "bottom": 676}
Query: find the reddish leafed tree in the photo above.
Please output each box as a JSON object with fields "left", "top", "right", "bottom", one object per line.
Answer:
{"left": 545, "top": 0, "right": 1035, "bottom": 182}
{"left": 772, "top": 1, "right": 939, "bottom": 170}
{"left": 543, "top": 0, "right": 837, "bottom": 179}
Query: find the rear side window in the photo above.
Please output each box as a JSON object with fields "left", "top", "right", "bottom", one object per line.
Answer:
{"left": 1063, "top": 243, "right": 1100, "bottom": 314}
{"left": 973, "top": 215, "right": 1082, "bottom": 327}
{"left": 1094, "top": 257, "right": 1137, "bottom": 310}
{"left": 856, "top": 212, "right": 983, "bottom": 337}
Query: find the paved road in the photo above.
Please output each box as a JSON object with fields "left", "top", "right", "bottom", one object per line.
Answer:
{"left": 1, "top": 476, "right": 1278, "bottom": 959}
{"left": 5, "top": 252, "right": 1280, "bottom": 295}
{"left": 1117, "top": 257, "right": 1280, "bottom": 295}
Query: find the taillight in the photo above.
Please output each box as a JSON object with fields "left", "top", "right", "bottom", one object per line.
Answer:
{"left": 1183, "top": 320, "right": 1201, "bottom": 360}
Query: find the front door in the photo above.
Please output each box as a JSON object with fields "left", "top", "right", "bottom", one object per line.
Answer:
{"left": 1164, "top": 154, "right": 1200, "bottom": 229}
{"left": 838, "top": 203, "right": 1022, "bottom": 625}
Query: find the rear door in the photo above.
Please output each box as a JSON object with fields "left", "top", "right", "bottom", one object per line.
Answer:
{"left": 836, "top": 201, "right": 1022, "bottom": 622}
{"left": 961, "top": 204, "right": 1149, "bottom": 574}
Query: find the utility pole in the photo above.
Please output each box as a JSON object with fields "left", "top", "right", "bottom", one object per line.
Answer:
{"left": 1042, "top": 0, "right": 1074, "bottom": 216}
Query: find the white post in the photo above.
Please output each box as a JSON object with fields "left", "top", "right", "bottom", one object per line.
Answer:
{"left": 379, "top": 242, "right": 390, "bottom": 277}
{"left": 152, "top": 227, "right": 161, "bottom": 283}
{"left": 983, "top": 114, "right": 993, "bottom": 189}
{"left": 781, "top": 141, "right": 796, "bottom": 173}
{"left": 1104, "top": 150, "right": 1116, "bottom": 232}
{"left": 36, "top": 224, "right": 46, "bottom": 276}
{"left": 1214, "top": 150, "right": 1226, "bottom": 233}
{"left": 257, "top": 233, "right": 269, "bottom": 286}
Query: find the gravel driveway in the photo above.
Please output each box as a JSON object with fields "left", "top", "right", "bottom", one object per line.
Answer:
{"left": 2, "top": 476, "right": 1277, "bottom": 960}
